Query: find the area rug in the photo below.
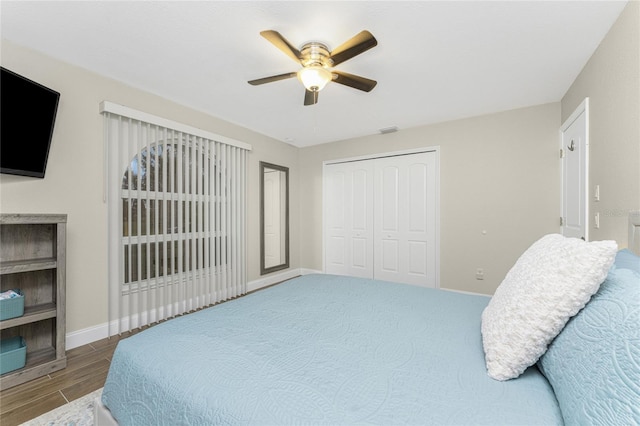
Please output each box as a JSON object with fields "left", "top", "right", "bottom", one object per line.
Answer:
{"left": 22, "top": 388, "right": 102, "bottom": 426}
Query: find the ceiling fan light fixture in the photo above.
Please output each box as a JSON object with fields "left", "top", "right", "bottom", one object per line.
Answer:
{"left": 297, "top": 66, "right": 332, "bottom": 92}
{"left": 249, "top": 30, "right": 378, "bottom": 105}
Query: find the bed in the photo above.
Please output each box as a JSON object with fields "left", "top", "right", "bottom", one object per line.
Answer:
{"left": 96, "top": 217, "right": 640, "bottom": 425}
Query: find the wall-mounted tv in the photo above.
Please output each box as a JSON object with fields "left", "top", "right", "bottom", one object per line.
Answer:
{"left": 1, "top": 67, "right": 60, "bottom": 178}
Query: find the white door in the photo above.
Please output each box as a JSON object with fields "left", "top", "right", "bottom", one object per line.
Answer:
{"left": 374, "top": 152, "right": 437, "bottom": 287}
{"left": 561, "top": 99, "right": 589, "bottom": 240}
{"left": 324, "top": 161, "right": 374, "bottom": 278}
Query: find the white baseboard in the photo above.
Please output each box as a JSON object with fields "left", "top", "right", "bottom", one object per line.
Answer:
{"left": 440, "top": 287, "right": 491, "bottom": 297}
{"left": 246, "top": 268, "right": 302, "bottom": 292}
{"left": 66, "top": 322, "right": 110, "bottom": 350}
{"left": 246, "top": 267, "right": 323, "bottom": 292}
{"left": 66, "top": 268, "right": 325, "bottom": 350}
{"left": 300, "top": 268, "right": 323, "bottom": 276}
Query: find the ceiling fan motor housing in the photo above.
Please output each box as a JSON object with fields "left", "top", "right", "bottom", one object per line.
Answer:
{"left": 300, "top": 42, "right": 333, "bottom": 68}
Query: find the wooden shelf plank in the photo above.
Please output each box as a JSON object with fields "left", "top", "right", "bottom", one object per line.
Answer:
{"left": 0, "top": 348, "right": 66, "bottom": 390}
{"left": 0, "top": 258, "right": 57, "bottom": 275}
{"left": 0, "top": 304, "right": 57, "bottom": 330}
{"left": 0, "top": 214, "right": 67, "bottom": 225}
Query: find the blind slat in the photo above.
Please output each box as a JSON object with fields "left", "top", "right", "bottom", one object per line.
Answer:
{"left": 161, "top": 127, "right": 169, "bottom": 321}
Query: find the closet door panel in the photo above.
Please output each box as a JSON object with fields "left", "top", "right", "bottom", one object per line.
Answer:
{"left": 352, "top": 169, "right": 369, "bottom": 231}
{"left": 351, "top": 237, "right": 368, "bottom": 269}
{"left": 406, "top": 162, "right": 430, "bottom": 282}
{"left": 381, "top": 239, "right": 400, "bottom": 273}
{"left": 408, "top": 163, "right": 428, "bottom": 232}
{"left": 406, "top": 155, "right": 436, "bottom": 287}
{"left": 380, "top": 166, "right": 399, "bottom": 232}
{"left": 324, "top": 162, "right": 374, "bottom": 278}
{"left": 422, "top": 157, "right": 437, "bottom": 287}
{"left": 348, "top": 163, "right": 374, "bottom": 277}
{"left": 377, "top": 163, "right": 401, "bottom": 277}
{"left": 325, "top": 170, "right": 348, "bottom": 274}
{"left": 374, "top": 153, "right": 436, "bottom": 287}
{"left": 326, "top": 236, "right": 347, "bottom": 272}
{"left": 408, "top": 240, "right": 427, "bottom": 276}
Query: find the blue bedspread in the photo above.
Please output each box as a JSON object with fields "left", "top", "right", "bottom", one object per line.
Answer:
{"left": 102, "top": 274, "right": 563, "bottom": 425}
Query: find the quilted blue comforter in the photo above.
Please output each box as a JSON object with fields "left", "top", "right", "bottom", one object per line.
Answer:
{"left": 102, "top": 274, "right": 562, "bottom": 425}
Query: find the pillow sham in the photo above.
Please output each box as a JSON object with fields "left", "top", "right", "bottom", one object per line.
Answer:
{"left": 615, "top": 248, "right": 640, "bottom": 273}
{"left": 538, "top": 267, "right": 640, "bottom": 425}
{"left": 481, "top": 234, "right": 617, "bottom": 381}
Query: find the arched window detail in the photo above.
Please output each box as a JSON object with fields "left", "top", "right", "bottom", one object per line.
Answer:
{"left": 120, "top": 139, "right": 221, "bottom": 285}
{"left": 102, "top": 103, "right": 250, "bottom": 335}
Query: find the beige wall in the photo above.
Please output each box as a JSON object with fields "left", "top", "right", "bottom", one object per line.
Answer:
{"left": 0, "top": 39, "right": 300, "bottom": 333}
{"left": 561, "top": 1, "right": 640, "bottom": 246}
{"left": 1, "top": 1, "right": 636, "bottom": 335}
{"left": 299, "top": 103, "right": 561, "bottom": 294}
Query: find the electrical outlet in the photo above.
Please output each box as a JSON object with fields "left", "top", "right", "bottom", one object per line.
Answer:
{"left": 476, "top": 268, "right": 484, "bottom": 280}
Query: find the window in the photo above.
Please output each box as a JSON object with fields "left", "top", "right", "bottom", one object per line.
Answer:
{"left": 122, "top": 139, "right": 212, "bottom": 286}
{"left": 102, "top": 102, "right": 250, "bottom": 334}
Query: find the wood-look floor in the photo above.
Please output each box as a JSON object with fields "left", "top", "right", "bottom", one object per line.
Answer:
{"left": 0, "top": 330, "right": 141, "bottom": 426}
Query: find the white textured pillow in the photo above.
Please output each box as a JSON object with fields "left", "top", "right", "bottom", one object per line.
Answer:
{"left": 481, "top": 234, "right": 617, "bottom": 381}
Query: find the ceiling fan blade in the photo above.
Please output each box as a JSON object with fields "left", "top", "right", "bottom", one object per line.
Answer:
{"left": 332, "top": 71, "right": 377, "bottom": 92}
{"left": 260, "top": 30, "right": 303, "bottom": 63}
{"left": 329, "top": 30, "right": 377, "bottom": 66}
{"left": 304, "top": 89, "right": 318, "bottom": 106}
{"left": 248, "top": 72, "right": 297, "bottom": 86}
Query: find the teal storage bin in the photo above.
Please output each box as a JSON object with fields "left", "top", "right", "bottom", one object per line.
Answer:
{"left": 0, "top": 289, "right": 25, "bottom": 321}
{"left": 0, "top": 336, "right": 27, "bottom": 375}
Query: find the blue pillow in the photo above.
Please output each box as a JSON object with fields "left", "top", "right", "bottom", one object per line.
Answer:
{"left": 538, "top": 267, "right": 640, "bottom": 425}
{"left": 615, "top": 248, "right": 640, "bottom": 273}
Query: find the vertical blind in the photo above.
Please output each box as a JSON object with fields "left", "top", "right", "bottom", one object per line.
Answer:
{"left": 101, "top": 102, "right": 251, "bottom": 335}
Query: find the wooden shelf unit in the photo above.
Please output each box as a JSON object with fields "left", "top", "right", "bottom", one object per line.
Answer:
{"left": 0, "top": 214, "right": 67, "bottom": 390}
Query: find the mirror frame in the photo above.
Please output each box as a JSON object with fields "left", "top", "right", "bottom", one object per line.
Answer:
{"left": 260, "top": 161, "right": 289, "bottom": 275}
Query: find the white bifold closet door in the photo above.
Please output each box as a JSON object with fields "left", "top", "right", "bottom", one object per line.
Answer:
{"left": 324, "top": 151, "right": 438, "bottom": 288}
{"left": 324, "top": 160, "right": 375, "bottom": 278}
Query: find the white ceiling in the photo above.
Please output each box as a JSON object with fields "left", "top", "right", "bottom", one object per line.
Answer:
{"left": 0, "top": 1, "right": 628, "bottom": 147}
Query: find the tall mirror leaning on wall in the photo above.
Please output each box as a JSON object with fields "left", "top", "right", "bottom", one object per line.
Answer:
{"left": 260, "top": 162, "right": 289, "bottom": 275}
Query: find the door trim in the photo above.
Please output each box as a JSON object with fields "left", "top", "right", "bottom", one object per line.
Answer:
{"left": 323, "top": 146, "right": 439, "bottom": 166}
{"left": 560, "top": 97, "right": 589, "bottom": 240}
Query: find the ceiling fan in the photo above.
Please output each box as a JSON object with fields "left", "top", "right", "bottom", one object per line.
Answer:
{"left": 248, "top": 30, "right": 378, "bottom": 106}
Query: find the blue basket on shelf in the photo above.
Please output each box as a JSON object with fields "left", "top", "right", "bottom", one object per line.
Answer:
{"left": 0, "top": 336, "right": 27, "bottom": 375}
{"left": 0, "top": 289, "right": 25, "bottom": 321}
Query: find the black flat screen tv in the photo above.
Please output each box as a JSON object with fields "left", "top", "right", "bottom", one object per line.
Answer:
{"left": 1, "top": 67, "right": 60, "bottom": 178}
